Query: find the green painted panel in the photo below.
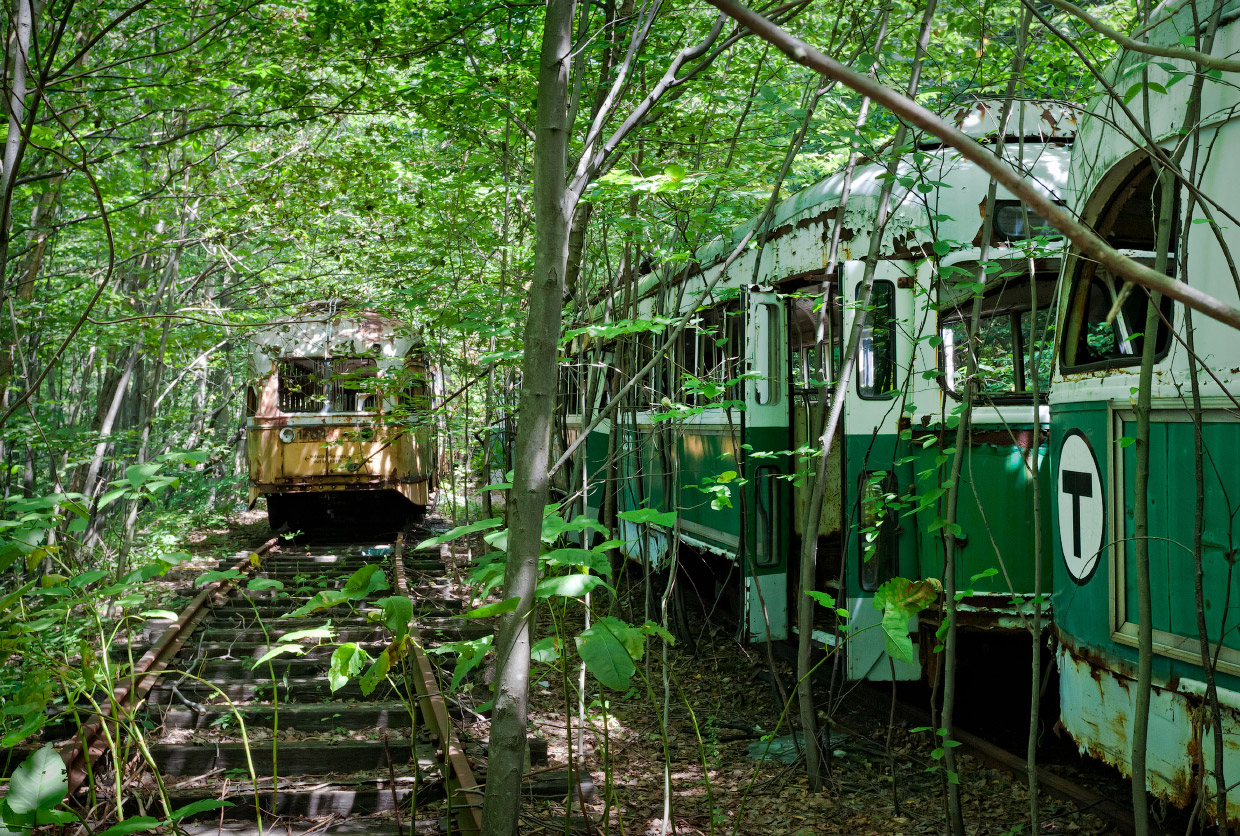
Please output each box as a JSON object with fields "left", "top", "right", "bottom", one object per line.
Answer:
{"left": 1119, "top": 416, "right": 1240, "bottom": 652}
{"left": 912, "top": 436, "right": 1053, "bottom": 595}
{"left": 1050, "top": 404, "right": 1114, "bottom": 649}
{"left": 1053, "top": 403, "right": 1240, "bottom": 692}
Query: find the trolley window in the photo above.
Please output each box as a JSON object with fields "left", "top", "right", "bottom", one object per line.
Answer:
{"left": 276, "top": 357, "right": 378, "bottom": 413}
{"left": 856, "top": 280, "right": 897, "bottom": 399}
{"left": 677, "top": 305, "right": 741, "bottom": 406}
{"left": 1062, "top": 268, "right": 1174, "bottom": 368}
{"left": 789, "top": 286, "right": 841, "bottom": 400}
{"left": 940, "top": 276, "right": 1056, "bottom": 401}
{"left": 1060, "top": 155, "right": 1177, "bottom": 371}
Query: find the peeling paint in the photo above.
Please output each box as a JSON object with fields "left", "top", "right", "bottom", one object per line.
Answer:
{"left": 1058, "top": 637, "right": 1240, "bottom": 828}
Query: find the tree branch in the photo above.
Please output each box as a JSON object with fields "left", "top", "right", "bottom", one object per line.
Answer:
{"left": 702, "top": 0, "right": 1240, "bottom": 331}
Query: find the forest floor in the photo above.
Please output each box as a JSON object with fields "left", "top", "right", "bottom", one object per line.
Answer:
{"left": 446, "top": 563, "right": 1123, "bottom": 836}
{"left": 152, "top": 511, "right": 1122, "bottom": 836}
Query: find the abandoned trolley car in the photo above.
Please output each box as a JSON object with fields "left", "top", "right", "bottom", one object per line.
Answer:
{"left": 1051, "top": 0, "right": 1240, "bottom": 825}
{"left": 568, "top": 100, "right": 1074, "bottom": 680}
{"left": 246, "top": 305, "right": 436, "bottom": 530}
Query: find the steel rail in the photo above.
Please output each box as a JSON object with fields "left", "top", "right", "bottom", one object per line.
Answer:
{"left": 64, "top": 537, "right": 278, "bottom": 797}
{"left": 859, "top": 682, "right": 1148, "bottom": 836}
{"left": 391, "top": 531, "right": 484, "bottom": 835}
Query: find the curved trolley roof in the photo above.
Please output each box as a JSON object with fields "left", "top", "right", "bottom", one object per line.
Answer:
{"left": 635, "top": 99, "right": 1075, "bottom": 307}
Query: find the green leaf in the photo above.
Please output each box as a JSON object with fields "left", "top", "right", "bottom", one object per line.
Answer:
{"left": 97, "top": 487, "right": 131, "bottom": 510}
{"left": 247, "top": 578, "right": 284, "bottom": 591}
{"left": 873, "top": 577, "right": 941, "bottom": 663}
{"left": 68, "top": 570, "right": 108, "bottom": 588}
{"left": 97, "top": 816, "right": 161, "bottom": 836}
{"left": 463, "top": 597, "right": 520, "bottom": 618}
{"left": 576, "top": 620, "right": 637, "bottom": 691}
{"left": 542, "top": 548, "right": 611, "bottom": 576}
{"left": 280, "top": 625, "right": 335, "bottom": 642}
{"left": 617, "top": 508, "right": 677, "bottom": 527}
{"left": 530, "top": 636, "right": 560, "bottom": 664}
{"left": 124, "top": 463, "right": 162, "bottom": 489}
{"left": 328, "top": 643, "right": 368, "bottom": 692}
{"left": 286, "top": 589, "right": 351, "bottom": 617}
{"left": 140, "top": 610, "right": 179, "bottom": 621}
{"left": 414, "top": 518, "right": 503, "bottom": 550}
{"left": 169, "top": 799, "right": 234, "bottom": 821}
{"left": 534, "top": 574, "right": 608, "bottom": 599}
{"left": 638, "top": 620, "right": 675, "bottom": 645}
{"left": 804, "top": 590, "right": 836, "bottom": 608}
{"left": 428, "top": 634, "right": 494, "bottom": 692}
{"left": 374, "top": 596, "right": 413, "bottom": 639}
{"left": 194, "top": 569, "right": 242, "bottom": 588}
{"left": 343, "top": 564, "right": 388, "bottom": 596}
{"left": 6, "top": 745, "right": 67, "bottom": 814}
{"left": 359, "top": 648, "right": 392, "bottom": 696}
{"left": 251, "top": 644, "right": 305, "bottom": 668}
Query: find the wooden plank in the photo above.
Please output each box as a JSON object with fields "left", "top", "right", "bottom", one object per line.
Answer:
{"left": 149, "top": 739, "right": 436, "bottom": 778}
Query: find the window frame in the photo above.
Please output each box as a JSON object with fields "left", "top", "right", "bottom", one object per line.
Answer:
{"left": 937, "top": 281, "right": 1056, "bottom": 405}
{"left": 855, "top": 279, "right": 899, "bottom": 401}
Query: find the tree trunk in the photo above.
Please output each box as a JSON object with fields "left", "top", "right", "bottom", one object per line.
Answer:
{"left": 479, "top": 0, "right": 575, "bottom": 832}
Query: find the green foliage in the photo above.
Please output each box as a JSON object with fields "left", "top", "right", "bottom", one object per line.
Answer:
{"left": 329, "top": 643, "right": 370, "bottom": 692}
{"left": 873, "top": 577, "right": 941, "bottom": 663}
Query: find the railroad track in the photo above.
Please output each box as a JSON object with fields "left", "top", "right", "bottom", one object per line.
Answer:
{"left": 849, "top": 680, "right": 1174, "bottom": 836}
{"left": 55, "top": 524, "right": 496, "bottom": 835}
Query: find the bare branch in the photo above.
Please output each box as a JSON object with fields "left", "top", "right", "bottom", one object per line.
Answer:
{"left": 703, "top": 0, "right": 1240, "bottom": 331}
{"left": 1042, "top": 0, "right": 1240, "bottom": 73}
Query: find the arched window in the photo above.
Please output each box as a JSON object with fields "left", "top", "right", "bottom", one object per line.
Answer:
{"left": 1060, "top": 155, "right": 1176, "bottom": 371}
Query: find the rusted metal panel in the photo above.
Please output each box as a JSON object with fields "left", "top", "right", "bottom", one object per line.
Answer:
{"left": 1058, "top": 638, "right": 1240, "bottom": 828}
{"left": 792, "top": 407, "right": 842, "bottom": 538}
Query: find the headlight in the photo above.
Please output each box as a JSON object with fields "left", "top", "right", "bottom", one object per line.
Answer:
{"left": 278, "top": 427, "right": 296, "bottom": 444}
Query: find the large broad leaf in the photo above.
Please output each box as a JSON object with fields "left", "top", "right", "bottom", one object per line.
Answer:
{"left": 247, "top": 578, "right": 284, "bottom": 592}
{"left": 530, "top": 636, "right": 561, "bottom": 664}
{"left": 328, "top": 643, "right": 369, "bottom": 692}
{"left": 374, "top": 596, "right": 413, "bottom": 640}
{"left": 463, "top": 597, "right": 520, "bottom": 618}
{"left": 251, "top": 644, "right": 305, "bottom": 669}
{"left": 873, "top": 577, "right": 941, "bottom": 663}
{"left": 542, "top": 548, "right": 611, "bottom": 576}
{"left": 575, "top": 621, "right": 637, "bottom": 691}
{"left": 427, "top": 634, "right": 493, "bottom": 693}
{"left": 617, "top": 508, "right": 677, "bottom": 528}
{"left": 123, "top": 463, "right": 162, "bottom": 489}
{"left": 194, "top": 569, "right": 242, "bottom": 588}
{"left": 414, "top": 518, "right": 503, "bottom": 550}
{"left": 534, "top": 574, "right": 608, "bottom": 599}
{"left": 6, "top": 745, "right": 67, "bottom": 814}
{"left": 343, "top": 564, "right": 388, "bottom": 596}
{"left": 96, "top": 815, "right": 162, "bottom": 836}
{"left": 285, "top": 589, "right": 351, "bottom": 617}
{"left": 280, "top": 625, "right": 335, "bottom": 642}
{"left": 168, "top": 799, "right": 234, "bottom": 822}
{"left": 359, "top": 648, "right": 392, "bottom": 696}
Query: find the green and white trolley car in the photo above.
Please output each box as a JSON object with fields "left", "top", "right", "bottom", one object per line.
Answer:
{"left": 567, "top": 99, "right": 1074, "bottom": 681}
{"left": 1051, "top": 0, "right": 1240, "bottom": 824}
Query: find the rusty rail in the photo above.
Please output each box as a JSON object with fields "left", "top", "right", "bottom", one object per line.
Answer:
{"left": 64, "top": 538, "right": 278, "bottom": 797}
{"left": 864, "top": 683, "right": 1148, "bottom": 836}
{"left": 392, "top": 531, "right": 484, "bottom": 835}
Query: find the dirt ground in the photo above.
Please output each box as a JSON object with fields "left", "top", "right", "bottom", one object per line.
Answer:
{"left": 167, "top": 513, "right": 1121, "bottom": 836}
{"left": 446, "top": 581, "right": 1121, "bottom": 836}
